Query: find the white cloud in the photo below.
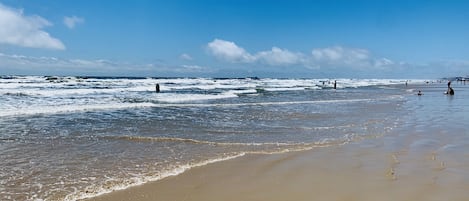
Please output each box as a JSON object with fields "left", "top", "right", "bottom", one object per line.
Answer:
{"left": 205, "top": 39, "right": 430, "bottom": 78}
{"left": 181, "top": 64, "right": 204, "bottom": 70}
{"left": 311, "top": 46, "right": 370, "bottom": 64}
{"left": 207, "top": 39, "right": 306, "bottom": 66}
{"left": 179, "top": 53, "right": 193, "bottom": 61}
{"left": 207, "top": 39, "right": 387, "bottom": 69}
{"left": 255, "top": 47, "right": 305, "bottom": 66}
{"left": 207, "top": 39, "right": 393, "bottom": 70}
{"left": 0, "top": 52, "right": 215, "bottom": 75}
{"left": 310, "top": 47, "right": 402, "bottom": 72}
{"left": 0, "top": 3, "right": 65, "bottom": 50}
{"left": 63, "top": 16, "right": 84, "bottom": 29}
{"left": 207, "top": 39, "right": 255, "bottom": 63}
{"left": 0, "top": 53, "right": 111, "bottom": 68}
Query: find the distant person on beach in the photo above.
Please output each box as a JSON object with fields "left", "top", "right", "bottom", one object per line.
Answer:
{"left": 333, "top": 80, "right": 337, "bottom": 89}
{"left": 446, "top": 80, "right": 454, "bottom": 95}
{"left": 447, "top": 87, "right": 454, "bottom": 95}
{"left": 417, "top": 90, "right": 423, "bottom": 96}
{"left": 155, "top": 83, "right": 160, "bottom": 93}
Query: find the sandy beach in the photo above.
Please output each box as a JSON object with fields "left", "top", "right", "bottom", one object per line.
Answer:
{"left": 3, "top": 1, "right": 469, "bottom": 201}
{"left": 3, "top": 77, "right": 469, "bottom": 201}
{"left": 84, "top": 83, "right": 469, "bottom": 201}
{"left": 86, "top": 130, "right": 469, "bottom": 201}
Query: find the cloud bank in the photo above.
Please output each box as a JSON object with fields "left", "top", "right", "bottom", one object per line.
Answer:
{"left": 207, "top": 39, "right": 256, "bottom": 63}
{"left": 0, "top": 3, "right": 65, "bottom": 50}
{"left": 0, "top": 52, "right": 211, "bottom": 76}
{"left": 63, "top": 16, "right": 85, "bottom": 29}
{"left": 207, "top": 39, "right": 394, "bottom": 70}
{"left": 207, "top": 39, "right": 303, "bottom": 65}
{"left": 311, "top": 46, "right": 369, "bottom": 65}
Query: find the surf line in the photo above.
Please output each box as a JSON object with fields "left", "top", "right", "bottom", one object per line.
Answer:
{"left": 103, "top": 135, "right": 304, "bottom": 146}
{"left": 153, "top": 97, "right": 400, "bottom": 108}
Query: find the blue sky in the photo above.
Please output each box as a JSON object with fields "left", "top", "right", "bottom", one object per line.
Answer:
{"left": 0, "top": 0, "right": 468, "bottom": 78}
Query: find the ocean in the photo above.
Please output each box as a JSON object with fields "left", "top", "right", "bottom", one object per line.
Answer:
{"left": 0, "top": 76, "right": 453, "bottom": 200}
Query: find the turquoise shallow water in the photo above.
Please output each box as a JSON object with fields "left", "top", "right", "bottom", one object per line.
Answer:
{"left": 0, "top": 77, "right": 438, "bottom": 200}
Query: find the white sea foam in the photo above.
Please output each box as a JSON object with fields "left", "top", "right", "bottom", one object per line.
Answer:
{"left": 0, "top": 103, "right": 155, "bottom": 117}
{"left": 65, "top": 135, "right": 354, "bottom": 201}
{"left": 263, "top": 87, "right": 309, "bottom": 91}
{"left": 105, "top": 135, "right": 302, "bottom": 146}
{"left": 0, "top": 76, "right": 434, "bottom": 201}
{"left": 154, "top": 92, "right": 239, "bottom": 103}
{"left": 152, "top": 97, "right": 395, "bottom": 108}
{"left": 0, "top": 96, "right": 402, "bottom": 117}
{"left": 64, "top": 153, "right": 247, "bottom": 201}
{"left": 0, "top": 76, "right": 414, "bottom": 118}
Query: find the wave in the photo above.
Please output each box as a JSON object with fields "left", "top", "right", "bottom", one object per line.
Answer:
{"left": 0, "top": 96, "right": 402, "bottom": 117}
{"left": 0, "top": 76, "right": 427, "bottom": 91}
{"left": 104, "top": 127, "right": 375, "bottom": 152}
{"left": 0, "top": 103, "right": 155, "bottom": 117}
{"left": 0, "top": 137, "right": 17, "bottom": 142}
{"left": 102, "top": 135, "right": 357, "bottom": 153}
{"left": 3, "top": 92, "right": 30, "bottom": 97}
{"left": 64, "top": 153, "right": 247, "bottom": 201}
{"left": 154, "top": 96, "right": 400, "bottom": 107}
{"left": 102, "top": 135, "right": 303, "bottom": 146}
{"left": 65, "top": 135, "right": 353, "bottom": 201}
{"left": 153, "top": 92, "right": 239, "bottom": 103}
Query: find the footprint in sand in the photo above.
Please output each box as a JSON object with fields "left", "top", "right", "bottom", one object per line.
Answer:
{"left": 386, "top": 153, "right": 400, "bottom": 180}
{"left": 434, "top": 161, "right": 446, "bottom": 171}
{"left": 391, "top": 153, "right": 400, "bottom": 164}
{"left": 430, "top": 152, "right": 446, "bottom": 171}
{"left": 386, "top": 167, "right": 397, "bottom": 180}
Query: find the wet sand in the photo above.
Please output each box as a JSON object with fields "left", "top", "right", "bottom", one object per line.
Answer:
{"left": 85, "top": 134, "right": 469, "bottom": 201}
{"left": 85, "top": 83, "right": 469, "bottom": 201}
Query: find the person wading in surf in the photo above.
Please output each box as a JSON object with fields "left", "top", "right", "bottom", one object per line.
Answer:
{"left": 155, "top": 83, "right": 160, "bottom": 93}
{"left": 446, "top": 81, "right": 454, "bottom": 95}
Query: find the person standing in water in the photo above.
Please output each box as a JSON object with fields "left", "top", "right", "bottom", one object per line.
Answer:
{"left": 333, "top": 80, "right": 337, "bottom": 89}
{"left": 448, "top": 87, "right": 454, "bottom": 95}
{"left": 446, "top": 80, "right": 454, "bottom": 95}
{"left": 155, "top": 83, "right": 160, "bottom": 93}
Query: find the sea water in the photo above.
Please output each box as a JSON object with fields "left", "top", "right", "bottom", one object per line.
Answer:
{"left": 0, "top": 76, "right": 426, "bottom": 200}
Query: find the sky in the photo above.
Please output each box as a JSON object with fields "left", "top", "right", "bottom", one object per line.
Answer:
{"left": 0, "top": 0, "right": 469, "bottom": 78}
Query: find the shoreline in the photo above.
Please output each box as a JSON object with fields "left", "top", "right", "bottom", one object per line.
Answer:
{"left": 69, "top": 153, "right": 247, "bottom": 201}
{"left": 75, "top": 141, "right": 342, "bottom": 201}
{"left": 4, "top": 81, "right": 468, "bottom": 201}
{"left": 84, "top": 128, "right": 469, "bottom": 201}
{"left": 83, "top": 82, "right": 469, "bottom": 201}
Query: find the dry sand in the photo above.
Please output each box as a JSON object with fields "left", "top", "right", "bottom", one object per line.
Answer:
{"left": 85, "top": 130, "right": 469, "bottom": 201}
